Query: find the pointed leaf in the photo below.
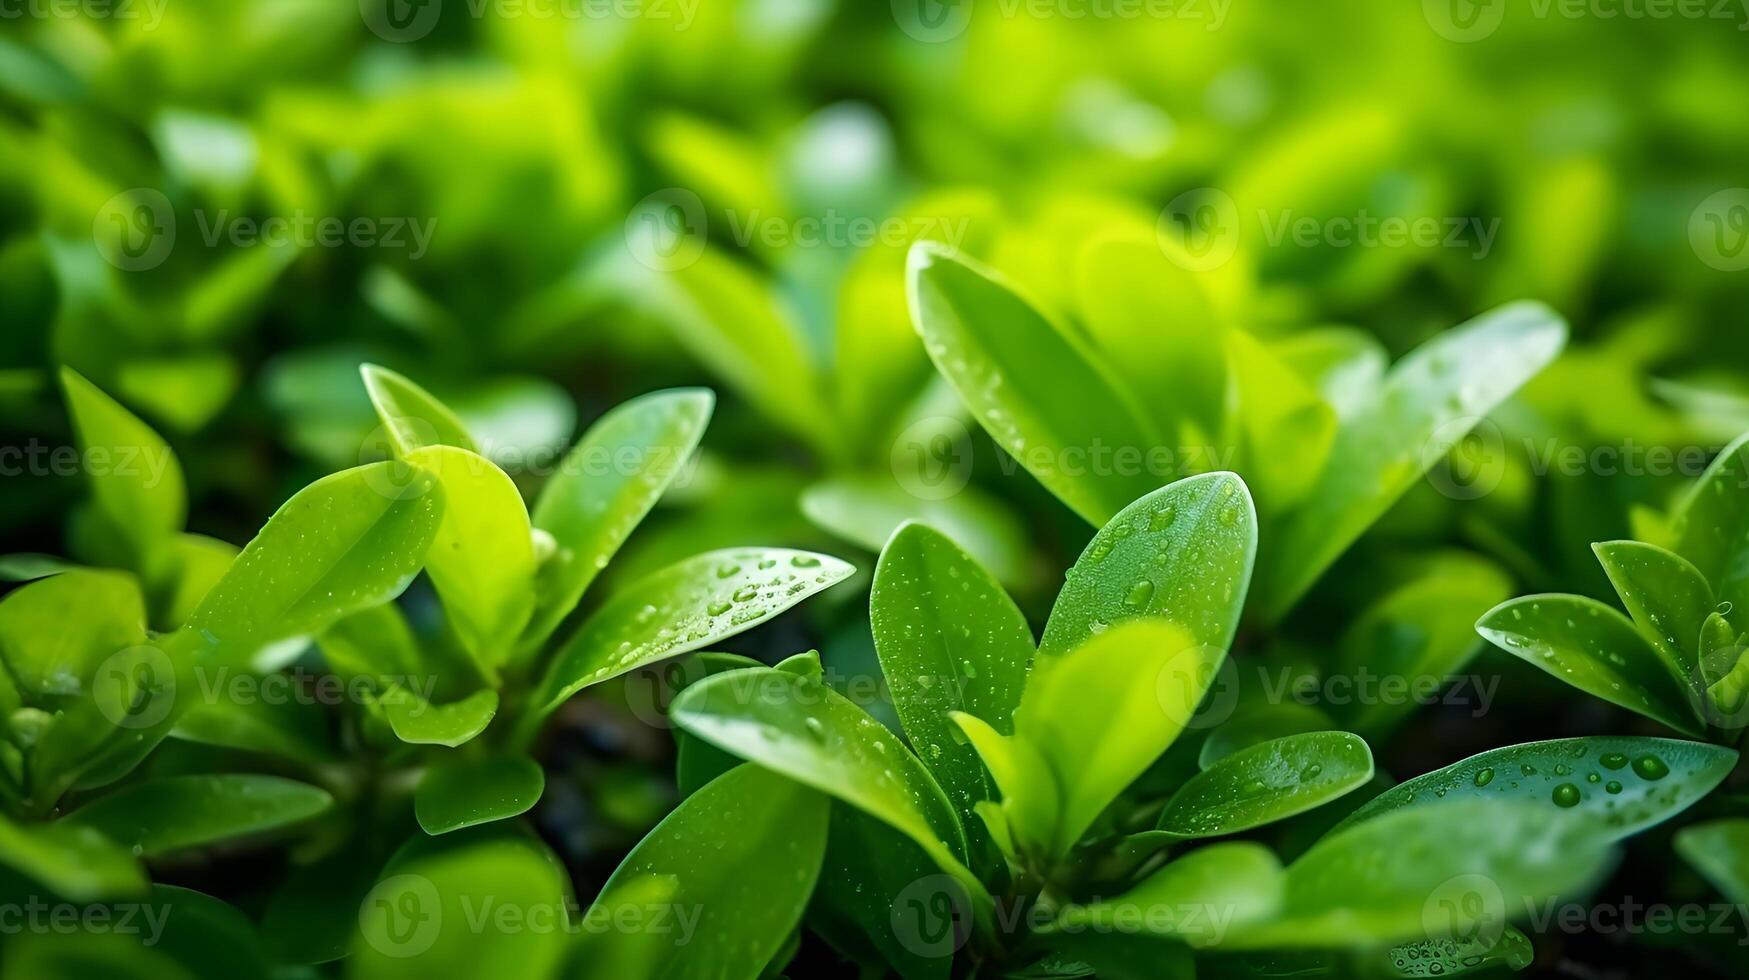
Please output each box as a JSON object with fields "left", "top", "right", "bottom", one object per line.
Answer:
{"left": 0, "top": 814, "right": 146, "bottom": 900}
{"left": 1594, "top": 540, "right": 1714, "bottom": 689}
{"left": 1671, "top": 432, "right": 1749, "bottom": 628}
{"left": 60, "top": 367, "right": 186, "bottom": 577}
{"left": 360, "top": 363, "right": 476, "bottom": 455}
{"left": 61, "top": 774, "right": 332, "bottom": 857}
{"left": 1676, "top": 819, "right": 1749, "bottom": 904}
{"left": 1159, "top": 732, "right": 1374, "bottom": 839}
{"left": 1054, "top": 842, "right": 1284, "bottom": 947}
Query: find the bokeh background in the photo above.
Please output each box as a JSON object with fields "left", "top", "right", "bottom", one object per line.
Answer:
{"left": 5, "top": 1, "right": 1749, "bottom": 974}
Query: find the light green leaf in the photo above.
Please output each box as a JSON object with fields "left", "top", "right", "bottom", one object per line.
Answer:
{"left": 1225, "top": 800, "right": 1611, "bottom": 949}
{"left": 525, "top": 388, "right": 713, "bottom": 649}
{"left": 60, "top": 367, "right": 186, "bottom": 579}
{"left": 1477, "top": 595, "right": 1704, "bottom": 736}
{"left": 349, "top": 833, "right": 569, "bottom": 980}
{"left": 0, "top": 568, "right": 145, "bottom": 701}
{"left": 907, "top": 241, "right": 1162, "bottom": 525}
{"left": 1260, "top": 302, "right": 1568, "bottom": 621}
{"left": 0, "top": 553, "right": 77, "bottom": 582}
{"left": 533, "top": 548, "right": 853, "bottom": 720}
{"left": 1228, "top": 329, "right": 1337, "bottom": 514}
{"left": 1053, "top": 842, "right": 1284, "bottom": 948}
{"left": 1017, "top": 619, "right": 1217, "bottom": 856}
{"left": 404, "top": 445, "right": 535, "bottom": 670}
{"left": 413, "top": 756, "right": 544, "bottom": 835}
{"left": 801, "top": 475, "right": 1031, "bottom": 589}
{"left": 1671, "top": 432, "right": 1749, "bottom": 629}
{"left": 1273, "top": 327, "right": 1388, "bottom": 420}
{"left": 0, "top": 813, "right": 146, "bottom": 900}
{"left": 1159, "top": 732, "right": 1374, "bottom": 838}
{"left": 671, "top": 653, "right": 769, "bottom": 797}
{"left": 172, "top": 696, "right": 336, "bottom": 767}
{"left": 871, "top": 522, "right": 1033, "bottom": 834}
{"left": 360, "top": 363, "right": 477, "bottom": 455}
{"left": 950, "top": 712, "right": 1058, "bottom": 862}
{"left": 162, "top": 533, "right": 238, "bottom": 628}
{"left": 61, "top": 774, "right": 333, "bottom": 857}
{"left": 1676, "top": 819, "right": 1749, "bottom": 904}
{"left": 586, "top": 765, "right": 827, "bottom": 980}
{"left": 380, "top": 688, "right": 498, "bottom": 748}
{"left": 1039, "top": 473, "right": 1257, "bottom": 659}
{"left": 1331, "top": 736, "right": 1735, "bottom": 842}
{"left": 670, "top": 667, "right": 985, "bottom": 910}
{"left": 319, "top": 602, "right": 424, "bottom": 686}
{"left": 1593, "top": 540, "right": 1714, "bottom": 688}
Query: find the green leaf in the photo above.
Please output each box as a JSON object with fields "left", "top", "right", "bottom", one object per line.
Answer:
{"left": 1330, "top": 736, "right": 1735, "bottom": 842}
{"left": 524, "top": 388, "right": 713, "bottom": 649}
{"left": 1158, "top": 732, "right": 1374, "bottom": 839}
{"left": 1017, "top": 619, "right": 1217, "bottom": 856}
{"left": 811, "top": 804, "right": 957, "bottom": 980}
{"left": 1225, "top": 799, "right": 1611, "bottom": 949}
{"left": 1259, "top": 302, "right": 1568, "bottom": 621}
{"left": 1273, "top": 328, "right": 1388, "bottom": 420}
{"left": 0, "top": 553, "right": 77, "bottom": 582}
{"left": 871, "top": 522, "right": 1033, "bottom": 834}
{"left": 145, "top": 884, "right": 270, "bottom": 980}
{"left": 60, "top": 367, "right": 186, "bottom": 579}
{"left": 0, "top": 813, "right": 146, "bottom": 900}
{"left": 586, "top": 765, "right": 828, "bottom": 980}
{"left": 1671, "top": 432, "right": 1749, "bottom": 628}
{"left": 1333, "top": 553, "right": 1512, "bottom": 732}
{"left": 379, "top": 688, "right": 499, "bottom": 747}
{"left": 319, "top": 602, "right": 424, "bottom": 686}
{"left": 670, "top": 667, "right": 985, "bottom": 908}
{"left": 162, "top": 533, "right": 238, "bottom": 627}
{"left": 1675, "top": 818, "right": 1749, "bottom": 904}
{"left": 533, "top": 548, "right": 853, "bottom": 720}
{"left": 360, "top": 363, "right": 477, "bottom": 455}
{"left": 61, "top": 774, "right": 333, "bottom": 857}
{"left": 1053, "top": 842, "right": 1284, "bottom": 947}
{"left": 350, "top": 833, "right": 569, "bottom": 980}
{"left": 1594, "top": 540, "right": 1714, "bottom": 687}
{"left": 1199, "top": 702, "right": 1335, "bottom": 770}
{"left": 260, "top": 841, "right": 383, "bottom": 966}
{"left": 172, "top": 696, "right": 337, "bottom": 767}
{"left": 949, "top": 712, "right": 1059, "bottom": 862}
{"left": 0, "top": 568, "right": 145, "bottom": 702}
{"left": 671, "top": 653, "right": 768, "bottom": 796}
{"left": 414, "top": 756, "right": 544, "bottom": 835}
{"left": 1382, "top": 926, "right": 1534, "bottom": 978}
{"left": 404, "top": 445, "right": 535, "bottom": 671}
{"left": 907, "top": 241, "right": 1163, "bottom": 525}
{"left": 1476, "top": 595, "right": 1704, "bottom": 735}
{"left": 181, "top": 463, "right": 446, "bottom": 668}
{"left": 801, "top": 475, "right": 1031, "bottom": 589}
{"left": 1039, "top": 473, "right": 1257, "bottom": 660}
{"left": 1228, "top": 329, "right": 1337, "bottom": 514}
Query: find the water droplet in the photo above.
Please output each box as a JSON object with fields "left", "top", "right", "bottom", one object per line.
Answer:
{"left": 715, "top": 562, "right": 741, "bottom": 578}
{"left": 732, "top": 586, "right": 759, "bottom": 603}
{"left": 1147, "top": 506, "right": 1177, "bottom": 532}
{"left": 1473, "top": 768, "right": 1494, "bottom": 787}
{"left": 1122, "top": 579, "right": 1156, "bottom": 611}
{"left": 802, "top": 717, "right": 826, "bottom": 742}
{"left": 1551, "top": 783, "right": 1581, "bottom": 808}
{"left": 1632, "top": 755, "right": 1668, "bottom": 780}
{"left": 1605, "top": 780, "right": 1623, "bottom": 794}
{"left": 791, "top": 554, "right": 821, "bottom": 568}
{"left": 1301, "top": 763, "right": 1323, "bottom": 781}
{"left": 706, "top": 600, "right": 732, "bottom": 616}
{"left": 1600, "top": 752, "right": 1628, "bottom": 770}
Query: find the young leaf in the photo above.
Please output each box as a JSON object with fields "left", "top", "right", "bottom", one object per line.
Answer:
{"left": 60, "top": 367, "right": 186, "bottom": 578}
{"left": 907, "top": 241, "right": 1163, "bottom": 525}
{"left": 1259, "top": 302, "right": 1568, "bottom": 621}
{"left": 584, "top": 765, "right": 827, "bottom": 980}
{"left": 0, "top": 814, "right": 146, "bottom": 900}
{"left": 949, "top": 712, "right": 1059, "bottom": 862}
{"left": 1670, "top": 432, "right": 1749, "bottom": 628}
{"left": 1052, "top": 842, "right": 1284, "bottom": 947}
{"left": 524, "top": 388, "right": 713, "bottom": 648}
{"left": 1227, "top": 329, "right": 1337, "bottom": 514}
{"left": 1675, "top": 819, "right": 1749, "bottom": 904}
{"left": 871, "top": 522, "right": 1033, "bottom": 833}
{"left": 61, "top": 774, "right": 333, "bottom": 857}
{"left": 0, "top": 569, "right": 145, "bottom": 702}
{"left": 533, "top": 548, "right": 853, "bottom": 720}
{"left": 1331, "top": 736, "right": 1735, "bottom": 842}
{"left": 1039, "top": 472, "right": 1257, "bottom": 660}
{"left": 1476, "top": 595, "right": 1704, "bottom": 736}
{"left": 360, "top": 363, "right": 477, "bottom": 455}
{"left": 1016, "top": 619, "right": 1217, "bottom": 856}
{"left": 1225, "top": 799, "right": 1612, "bottom": 949}
{"left": 379, "top": 688, "right": 499, "bottom": 748}
{"left": 1158, "top": 732, "right": 1374, "bottom": 838}
{"left": 801, "top": 475, "right": 1031, "bottom": 589}
{"left": 403, "top": 445, "right": 535, "bottom": 670}
{"left": 351, "top": 833, "right": 569, "bottom": 980}
{"left": 1593, "top": 540, "right": 1714, "bottom": 685}
{"left": 670, "top": 667, "right": 985, "bottom": 908}
{"left": 413, "top": 756, "right": 544, "bottom": 835}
